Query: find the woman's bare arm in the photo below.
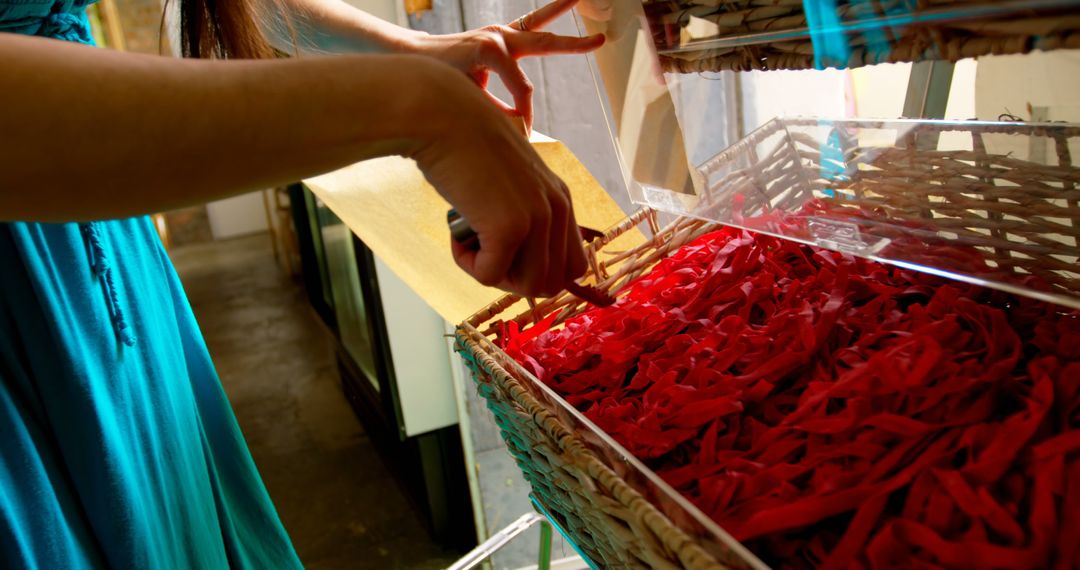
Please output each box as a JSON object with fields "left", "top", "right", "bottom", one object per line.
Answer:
{"left": 265, "top": 0, "right": 603, "bottom": 130}
{"left": 260, "top": 0, "right": 420, "bottom": 54}
{"left": 0, "top": 33, "right": 439, "bottom": 221}
{"left": 0, "top": 32, "right": 586, "bottom": 296}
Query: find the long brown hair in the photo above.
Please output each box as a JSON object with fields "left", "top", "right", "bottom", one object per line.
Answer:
{"left": 169, "top": 0, "right": 282, "bottom": 59}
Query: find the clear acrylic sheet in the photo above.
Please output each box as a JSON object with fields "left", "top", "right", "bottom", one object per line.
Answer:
{"left": 574, "top": 0, "right": 1080, "bottom": 309}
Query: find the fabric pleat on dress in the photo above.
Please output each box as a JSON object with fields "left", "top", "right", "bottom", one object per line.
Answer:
{"left": 0, "top": 3, "right": 302, "bottom": 568}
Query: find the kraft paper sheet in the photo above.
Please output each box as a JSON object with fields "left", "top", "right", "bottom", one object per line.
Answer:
{"left": 304, "top": 132, "right": 643, "bottom": 324}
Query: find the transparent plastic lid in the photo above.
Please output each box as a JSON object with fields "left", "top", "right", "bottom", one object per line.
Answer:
{"left": 574, "top": 0, "right": 1080, "bottom": 309}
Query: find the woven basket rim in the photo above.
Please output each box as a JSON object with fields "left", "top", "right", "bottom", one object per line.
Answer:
{"left": 459, "top": 115, "right": 1080, "bottom": 567}
{"left": 743, "top": 117, "right": 1080, "bottom": 144}
{"left": 458, "top": 208, "right": 771, "bottom": 568}
{"left": 457, "top": 318, "right": 767, "bottom": 568}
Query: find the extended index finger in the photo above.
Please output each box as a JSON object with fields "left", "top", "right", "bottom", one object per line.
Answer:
{"left": 506, "top": 31, "right": 605, "bottom": 58}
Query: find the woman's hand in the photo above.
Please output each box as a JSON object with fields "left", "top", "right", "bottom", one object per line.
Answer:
{"left": 407, "top": 60, "right": 588, "bottom": 298}
{"left": 260, "top": 0, "right": 601, "bottom": 296}
{"left": 406, "top": 0, "right": 604, "bottom": 132}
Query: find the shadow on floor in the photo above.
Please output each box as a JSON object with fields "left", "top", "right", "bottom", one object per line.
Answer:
{"left": 169, "top": 232, "right": 459, "bottom": 570}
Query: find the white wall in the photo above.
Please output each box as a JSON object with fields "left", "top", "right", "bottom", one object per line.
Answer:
{"left": 975, "top": 51, "right": 1080, "bottom": 123}
{"left": 206, "top": 192, "right": 268, "bottom": 240}
{"left": 971, "top": 51, "right": 1080, "bottom": 165}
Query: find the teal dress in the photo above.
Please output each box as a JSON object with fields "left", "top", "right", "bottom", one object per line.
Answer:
{"left": 0, "top": 2, "right": 302, "bottom": 568}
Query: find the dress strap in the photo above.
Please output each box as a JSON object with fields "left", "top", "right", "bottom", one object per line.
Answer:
{"left": 80, "top": 222, "right": 137, "bottom": 347}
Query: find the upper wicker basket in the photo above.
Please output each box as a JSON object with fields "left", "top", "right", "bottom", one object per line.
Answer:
{"left": 647, "top": 0, "right": 1080, "bottom": 72}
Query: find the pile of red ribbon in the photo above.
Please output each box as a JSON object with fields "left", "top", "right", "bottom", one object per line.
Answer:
{"left": 502, "top": 225, "right": 1079, "bottom": 568}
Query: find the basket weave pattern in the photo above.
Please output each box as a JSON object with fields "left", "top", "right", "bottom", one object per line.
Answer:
{"left": 457, "top": 212, "right": 748, "bottom": 569}
{"left": 454, "top": 120, "right": 1079, "bottom": 568}
{"left": 458, "top": 328, "right": 737, "bottom": 569}
{"left": 698, "top": 119, "right": 1080, "bottom": 295}
{"left": 647, "top": 0, "right": 1080, "bottom": 72}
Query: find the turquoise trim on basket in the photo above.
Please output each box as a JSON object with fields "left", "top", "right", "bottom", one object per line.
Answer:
{"left": 530, "top": 495, "right": 598, "bottom": 570}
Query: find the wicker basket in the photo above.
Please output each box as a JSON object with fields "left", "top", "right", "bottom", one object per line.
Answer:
{"left": 454, "top": 119, "right": 1080, "bottom": 569}
{"left": 645, "top": 0, "right": 1080, "bottom": 72}
{"left": 690, "top": 118, "right": 1080, "bottom": 299}
{"left": 456, "top": 211, "right": 755, "bottom": 570}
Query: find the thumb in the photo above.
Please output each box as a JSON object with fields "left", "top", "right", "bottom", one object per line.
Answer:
{"left": 452, "top": 228, "right": 523, "bottom": 288}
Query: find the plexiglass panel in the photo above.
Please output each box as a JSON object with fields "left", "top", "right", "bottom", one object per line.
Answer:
{"left": 574, "top": 0, "right": 1080, "bottom": 308}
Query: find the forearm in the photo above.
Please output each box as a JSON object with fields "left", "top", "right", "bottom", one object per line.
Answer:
{"left": 263, "top": 0, "right": 423, "bottom": 55}
{"left": 0, "top": 33, "right": 453, "bottom": 222}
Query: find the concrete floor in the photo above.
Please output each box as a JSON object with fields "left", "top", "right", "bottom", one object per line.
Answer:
{"left": 169, "top": 232, "right": 460, "bottom": 570}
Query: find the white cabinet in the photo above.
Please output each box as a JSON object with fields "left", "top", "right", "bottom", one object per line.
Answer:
{"left": 372, "top": 255, "right": 458, "bottom": 437}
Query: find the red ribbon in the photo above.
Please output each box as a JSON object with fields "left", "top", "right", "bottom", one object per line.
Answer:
{"left": 503, "top": 215, "right": 1080, "bottom": 568}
